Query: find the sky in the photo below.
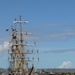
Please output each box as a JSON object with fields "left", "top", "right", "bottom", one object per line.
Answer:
{"left": 0, "top": 0, "right": 75, "bottom": 69}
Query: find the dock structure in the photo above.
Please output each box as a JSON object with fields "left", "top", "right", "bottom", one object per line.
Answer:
{"left": 8, "top": 16, "right": 39, "bottom": 75}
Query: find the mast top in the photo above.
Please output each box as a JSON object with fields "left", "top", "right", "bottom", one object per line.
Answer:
{"left": 13, "top": 16, "right": 29, "bottom": 24}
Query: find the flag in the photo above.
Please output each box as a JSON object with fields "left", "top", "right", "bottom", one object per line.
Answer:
{"left": 6, "top": 29, "right": 9, "bottom": 31}
{"left": 12, "top": 28, "right": 16, "bottom": 31}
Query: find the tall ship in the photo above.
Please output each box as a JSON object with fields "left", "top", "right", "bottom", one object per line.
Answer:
{"left": 8, "top": 16, "right": 39, "bottom": 75}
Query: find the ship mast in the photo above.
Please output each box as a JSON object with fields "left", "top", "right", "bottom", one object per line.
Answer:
{"left": 14, "top": 16, "right": 28, "bottom": 73}
{"left": 19, "top": 16, "right": 27, "bottom": 72}
{"left": 8, "top": 16, "right": 39, "bottom": 75}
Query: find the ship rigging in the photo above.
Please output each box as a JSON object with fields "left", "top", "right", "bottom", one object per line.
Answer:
{"left": 8, "top": 16, "right": 39, "bottom": 75}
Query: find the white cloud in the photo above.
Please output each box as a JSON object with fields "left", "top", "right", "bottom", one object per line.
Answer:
{"left": 0, "top": 41, "right": 9, "bottom": 52}
{"left": 48, "top": 30, "right": 75, "bottom": 39}
{"left": 58, "top": 61, "right": 72, "bottom": 68}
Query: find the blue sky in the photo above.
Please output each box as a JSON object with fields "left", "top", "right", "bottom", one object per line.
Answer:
{"left": 0, "top": 0, "right": 75, "bottom": 69}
